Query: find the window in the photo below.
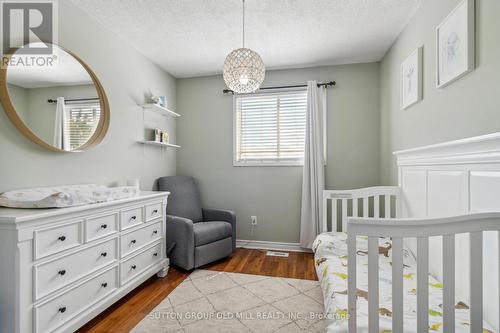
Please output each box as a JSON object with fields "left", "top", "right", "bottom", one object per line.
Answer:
{"left": 234, "top": 90, "right": 307, "bottom": 166}
{"left": 66, "top": 103, "right": 101, "bottom": 150}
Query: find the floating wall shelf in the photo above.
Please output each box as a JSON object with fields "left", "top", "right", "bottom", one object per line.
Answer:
{"left": 140, "top": 104, "right": 180, "bottom": 118}
{"left": 138, "top": 141, "right": 181, "bottom": 149}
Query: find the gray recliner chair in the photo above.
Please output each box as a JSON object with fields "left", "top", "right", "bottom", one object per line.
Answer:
{"left": 158, "top": 176, "right": 236, "bottom": 270}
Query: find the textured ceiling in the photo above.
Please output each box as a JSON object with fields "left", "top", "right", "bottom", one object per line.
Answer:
{"left": 70, "top": 0, "right": 422, "bottom": 78}
{"left": 8, "top": 44, "right": 92, "bottom": 88}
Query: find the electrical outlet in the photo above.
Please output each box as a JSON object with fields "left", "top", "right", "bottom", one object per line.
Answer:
{"left": 250, "top": 216, "right": 257, "bottom": 225}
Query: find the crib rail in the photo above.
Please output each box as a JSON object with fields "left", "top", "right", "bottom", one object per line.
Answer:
{"left": 322, "top": 186, "right": 401, "bottom": 233}
{"left": 347, "top": 212, "right": 500, "bottom": 333}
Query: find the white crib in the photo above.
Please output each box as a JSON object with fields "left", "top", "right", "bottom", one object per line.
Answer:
{"left": 321, "top": 133, "right": 500, "bottom": 333}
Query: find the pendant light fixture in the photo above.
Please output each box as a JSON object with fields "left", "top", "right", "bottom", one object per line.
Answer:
{"left": 223, "top": 0, "right": 265, "bottom": 93}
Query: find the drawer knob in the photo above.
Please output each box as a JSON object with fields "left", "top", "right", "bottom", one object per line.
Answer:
{"left": 101, "top": 252, "right": 107, "bottom": 257}
{"left": 131, "top": 265, "right": 137, "bottom": 270}
{"left": 58, "top": 270, "right": 66, "bottom": 276}
{"left": 153, "top": 230, "right": 158, "bottom": 234}
{"left": 131, "top": 239, "right": 136, "bottom": 244}
{"left": 130, "top": 216, "right": 137, "bottom": 221}
{"left": 101, "top": 224, "right": 107, "bottom": 229}
{"left": 59, "top": 307, "right": 66, "bottom": 313}
{"left": 58, "top": 236, "right": 66, "bottom": 241}
{"left": 152, "top": 209, "right": 158, "bottom": 214}
{"left": 153, "top": 253, "right": 158, "bottom": 257}
{"left": 101, "top": 282, "right": 108, "bottom": 288}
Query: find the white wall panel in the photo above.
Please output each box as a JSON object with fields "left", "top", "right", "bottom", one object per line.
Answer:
{"left": 401, "top": 169, "right": 427, "bottom": 218}
{"left": 427, "top": 171, "right": 468, "bottom": 217}
{"left": 470, "top": 171, "right": 500, "bottom": 211}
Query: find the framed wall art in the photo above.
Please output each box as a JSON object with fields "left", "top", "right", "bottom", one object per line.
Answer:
{"left": 401, "top": 46, "right": 423, "bottom": 109}
{"left": 436, "top": 0, "right": 475, "bottom": 88}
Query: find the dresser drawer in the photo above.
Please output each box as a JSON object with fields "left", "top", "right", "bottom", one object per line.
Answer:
{"left": 120, "top": 221, "right": 162, "bottom": 257}
{"left": 86, "top": 212, "right": 118, "bottom": 242}
{"left": 145, "top": 202, "right": 162, "bottom": 222}
{"left": 34, "top": 238, "right": 117, "bottom": 300}
{"left": 34, "top": 221, "right": 83, "bottom": 259}
{"left": 120, "top": 242, "right": 162, "bottom": 285}
{"left": 34, "top": 266, "right": 118, "bottom": 333}
{"left": 120, "top": 206, "right": 143, "bottom": 230}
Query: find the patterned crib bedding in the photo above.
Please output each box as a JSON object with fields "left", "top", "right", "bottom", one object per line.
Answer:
{"left": 312, "top": 232, "right": 495, "bottom": 333}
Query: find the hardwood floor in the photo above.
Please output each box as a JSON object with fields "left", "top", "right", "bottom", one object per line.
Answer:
{"left": 77, "top": 248, "right": 317, "bottom": 333}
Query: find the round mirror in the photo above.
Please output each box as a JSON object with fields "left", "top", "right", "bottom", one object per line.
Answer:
{"left": 0, "top": 43, "right": 109, "bottom": 152}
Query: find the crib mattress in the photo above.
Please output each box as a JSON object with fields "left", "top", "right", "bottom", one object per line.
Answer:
{"left": 312, "top": 232, "right": 495, "bottom": 333}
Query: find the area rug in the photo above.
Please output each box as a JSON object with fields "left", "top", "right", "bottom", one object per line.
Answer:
{"left": 132, "top": 269, "right": 326, "bottom": 332}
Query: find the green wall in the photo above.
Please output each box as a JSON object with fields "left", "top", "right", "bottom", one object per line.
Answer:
{"left": 0, "top": 1, "right": 177, "bottom": 192}
{"left": 380, "top": 0, "right": 500, "bottom": 184}
{"left": 176, "top": 64, "right": 381, "bottom": 243}
{"left": 3, "top": 0, "right": 498, "bottom": 247}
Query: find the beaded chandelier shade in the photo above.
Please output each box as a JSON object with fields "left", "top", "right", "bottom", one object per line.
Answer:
{"left": 223, "top": 48, "right": 265, "bottom": 94}
{"left": 223, "top": 0, "right": 265, "bottom": 93}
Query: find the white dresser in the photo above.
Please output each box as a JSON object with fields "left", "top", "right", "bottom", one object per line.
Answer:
{"left": 0, "top": 191, "right": 170, "bottom": 333}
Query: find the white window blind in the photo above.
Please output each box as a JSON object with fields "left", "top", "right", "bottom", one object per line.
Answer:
{"left": 66, "top": 103, "right": 101, "bottom": 150}
{"left": 234, "top": 90, "right": 307, "bottom": 165}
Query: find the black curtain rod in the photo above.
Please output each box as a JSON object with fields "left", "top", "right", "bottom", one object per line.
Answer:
{"left": 47, "top": 97, "right": 99, "bottom": 104}
{"left": 223, "top": 80, "right": 336, "bottom": 94}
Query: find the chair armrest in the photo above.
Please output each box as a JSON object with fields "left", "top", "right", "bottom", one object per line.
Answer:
{"left": 202, "top": 208, "right": 236, "bottom": 251}
{"left": 167, "top": 214, "right": 194, "bottom": 228}
{"left": 166, "top": 215, "right": 195, "bottom": 270}
{"left": 203, "top": 208, "right": 236, "bottom": 223}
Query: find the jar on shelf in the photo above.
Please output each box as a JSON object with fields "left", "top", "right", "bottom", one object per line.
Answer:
{"left": 161, "top": 131, "right": 169, "bottom": 143}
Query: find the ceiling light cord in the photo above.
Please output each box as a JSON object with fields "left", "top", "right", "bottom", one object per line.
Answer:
{"left": 223, "top": 0, "right": 265, "bottom": 93}
{"left": 242, "top": 0, "right": 245, "bottom": 48}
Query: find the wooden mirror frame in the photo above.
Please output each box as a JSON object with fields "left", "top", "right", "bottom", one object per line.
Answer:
{"left": 0, "top": 43, "right": 110, "bottom": 153}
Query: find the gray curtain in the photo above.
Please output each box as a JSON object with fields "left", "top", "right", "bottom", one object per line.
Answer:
{"left": 300, "top": 80, "right": 326, "bottom": 249}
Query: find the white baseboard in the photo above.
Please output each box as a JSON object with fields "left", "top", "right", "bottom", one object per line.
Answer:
{"left": 236, "top": 239, "right": 312, "bottom": 253}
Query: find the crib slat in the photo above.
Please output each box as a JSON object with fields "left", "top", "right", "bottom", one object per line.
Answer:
{"left": 368, "top": 237, "right": 379, "bottom": 333}
{"left": 348, "top": 233, "right": 357, "bottom": 332}
{"left": 353, "top": 198, "right": 358, "bottom": 217}
{"left": 342, "top": 199, "right": 348, "bottom": 232}
{"left": 469, "top": 231, "right": 483, "bottom": 333}
{"left": 331, "top": 199, "right": 337, "bottom": 232}
{"left": 392, "top": 237, "right": 404, "bottom": 333}
{"left": 417, "top": 237, "right": 429, "bottom": 333}
{"left": 374, "top": 195, "right": 380, "bottom": 218}
{"left": 385, "top": 195, "right": 391, "bottom": 218}
{"left": 395, "top": 193, "right": 401, "bottom": 218}
{"left": 322, "top": 197, "right": 328, "bottom": 233}
{"left": 443, "top": 235, "right": 455, "bottom": 333}
{"left": 363, "top": 197, "right": 369, "bottom": 217}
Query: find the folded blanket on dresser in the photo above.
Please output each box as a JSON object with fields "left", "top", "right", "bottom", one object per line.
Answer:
{"left": 0, "top": 184, "right": 139, "bottom": 208}
{"left": 312, "top": 232, "right": 495, "bottom": 333}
